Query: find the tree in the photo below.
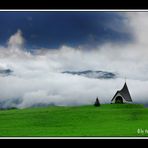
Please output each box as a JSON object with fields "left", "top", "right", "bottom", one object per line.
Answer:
{"left": 94, "top": 97, "right": 100, "bottom": 107}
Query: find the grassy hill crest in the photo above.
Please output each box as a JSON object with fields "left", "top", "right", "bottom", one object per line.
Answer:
{"left": 0, "top": 104, "right": 147, "bottom": 136}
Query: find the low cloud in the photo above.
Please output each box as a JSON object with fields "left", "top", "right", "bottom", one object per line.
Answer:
{"left": 7, "top": 29, "right": 25, "bottom": 48}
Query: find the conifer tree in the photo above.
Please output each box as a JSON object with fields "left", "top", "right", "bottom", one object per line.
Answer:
{"left": 94, "top": 97, "right": 100, "bottom": 107}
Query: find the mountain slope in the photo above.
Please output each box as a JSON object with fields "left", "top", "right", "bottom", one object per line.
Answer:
{"left": 62, "top": 70, "right": 116, "bottom": 79}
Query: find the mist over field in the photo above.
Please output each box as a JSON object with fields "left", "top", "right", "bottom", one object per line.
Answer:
{"left": 0, "top": 12, "right": 148, "bottom": 109}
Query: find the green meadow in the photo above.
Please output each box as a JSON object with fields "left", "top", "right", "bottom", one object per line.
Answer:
{"left": 0, "top": 104, "right": 148, "bottom": 137}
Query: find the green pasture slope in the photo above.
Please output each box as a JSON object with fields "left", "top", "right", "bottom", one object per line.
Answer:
{"left": 0, "top": 104, "right": 148, "bottom": 136}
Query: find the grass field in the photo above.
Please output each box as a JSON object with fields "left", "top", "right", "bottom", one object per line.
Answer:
{"left": 0, "top": 104, "right": 148, "bottom": 136}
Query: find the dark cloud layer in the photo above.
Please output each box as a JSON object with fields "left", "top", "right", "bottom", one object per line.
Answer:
{"left": 0, "top": 12, "right": 133, "bottom": 49}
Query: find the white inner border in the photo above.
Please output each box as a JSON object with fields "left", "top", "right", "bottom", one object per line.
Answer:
{"left": 0, "top": 9, "right": 147, "bottom": 139}
{"left": 0, "top": 9, "right": 148, "bottom": 11}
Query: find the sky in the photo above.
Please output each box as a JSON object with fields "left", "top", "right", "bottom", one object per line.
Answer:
{"left": 0, "top": 11, "right": 148, "bottom": 109}
{"left": 0, "top": 12, "right": 132, "bottom": 49}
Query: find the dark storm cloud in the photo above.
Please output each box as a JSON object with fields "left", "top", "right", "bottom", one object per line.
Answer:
{"left": 0, "top": 12, "right": 133, "bottom": 49}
